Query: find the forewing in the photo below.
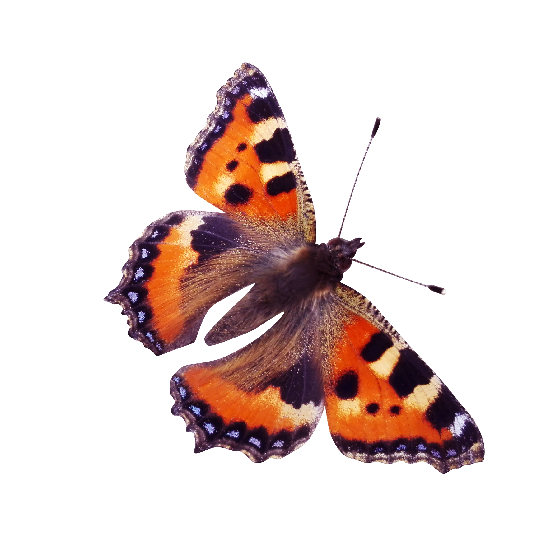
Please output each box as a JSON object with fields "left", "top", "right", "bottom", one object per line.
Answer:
{"left": 185, "top": 62, "right": 315, "bottom": 243}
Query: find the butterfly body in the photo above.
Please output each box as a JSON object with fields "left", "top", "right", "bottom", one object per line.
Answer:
{"left": 107, "top": 63, "right": 484, "bottom": 472}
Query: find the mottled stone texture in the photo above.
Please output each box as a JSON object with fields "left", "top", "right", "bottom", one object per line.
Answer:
{"left": 103, "top": 63, "right": 484, "bottom": 474}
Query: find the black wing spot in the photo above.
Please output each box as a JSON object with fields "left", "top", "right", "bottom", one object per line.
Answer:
{"left": 266, "top": 172, "right": 297, "bottom": 196}
{"left": 361, "top": 332, "right": 393, "bottom": 362}
{"left": 247, "top": 96, "right": 283, "bottom": 123}
{"left": 236, "top": 142, "right": 247, "bottom": 152}
{"left": 254, "top": 128, "right": 295, "bottom": 163}
{"left": 390, "top": 405, "right": 401, "bottom": 415}
{"left": 426, "top": 385, "right": 462, "bottom": 431}
{"left": 224, "top": 183, "right": 253, "bottom": 205}
{"left": 366, "top": 402, "right": 380, "bottom": 415}
{"left": 389, "top": 348, "right": 434, "bottom": 398}
{"left": 190, "top": 215, "right": 240, "bottom": 263}
{"left": 335, "top": 371, "right": 359, "bottom": 400}
{"left": 268, "top": 354, "right": 322, "bottom": 409}
{"left": 294, "top": 425, "right": 311, "bottom": 441}
{"left": 226, "top": 160, "right": 239, "bottom": 172}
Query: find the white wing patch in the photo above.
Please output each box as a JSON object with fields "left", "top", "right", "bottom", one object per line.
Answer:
{"left": 450, "top": 412, "right": 470, "bottom": 436}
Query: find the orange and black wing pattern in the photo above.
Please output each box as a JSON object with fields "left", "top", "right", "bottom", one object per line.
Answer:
{"left": 107, "top": 64, "right": 316, "bottom": 355}
{"left": 105, "top": 210, "right": 264, "bottom": 355}
{"left": 184, "top": 63, "right": 315, "bottom": 243}
{"left": 170, "top": 352, "right": 323, "bottom": 464}
{"left": 107, "top": 63, "right": 484, "bottom": 472}
{"left": 323, "top": 285, "right": 484, "bottom": 473}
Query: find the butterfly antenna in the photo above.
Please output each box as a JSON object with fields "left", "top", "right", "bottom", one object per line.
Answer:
{"left": 352, "top": 259, "right": 446, "bottom": 295}
{"left": 338, "top": 118, "right": 381, "bottom": 238}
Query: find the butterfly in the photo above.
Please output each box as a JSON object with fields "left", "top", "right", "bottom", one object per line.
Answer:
{"left": 106, "top": 63, "right": 484, "bottom": 472}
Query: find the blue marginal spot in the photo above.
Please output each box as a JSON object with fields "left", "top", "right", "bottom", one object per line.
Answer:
{"left": 189, "top": 405, "right": 201, "bottom": 417}
{"left": 203, "top": 422, "right": 215, "bottom": 434}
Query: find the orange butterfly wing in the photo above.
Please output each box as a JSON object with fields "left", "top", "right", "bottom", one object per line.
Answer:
{"left": 169, "top": 354, "right": 323, "bottom": 463}
{"left": 324, "top": 285, "right": 484, "bottom": 472}
{"left": 105, "top": 210, "right": 266, "bottom": 354}
{"left": 185, "top": 63, "right": 315, "bottom": 243}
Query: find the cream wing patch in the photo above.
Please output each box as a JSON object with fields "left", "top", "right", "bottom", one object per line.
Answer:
{"left": 175, "top": 214, "right": 205, "bottom": 266}
{"left": 260, "top": 161, "right": 292, "bottom": 183}
{"left": 250, "top": 117, "right": 287, "bottom": 143}
{"left": 368, "top": 346, "right": 400, "bottom": 380}
{"left": 403, "top": 375, "right": 442, "bottom": 411}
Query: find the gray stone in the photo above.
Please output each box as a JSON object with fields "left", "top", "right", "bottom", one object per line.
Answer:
{"left": 103, "top": 63, "right": 484, "bottom": 474}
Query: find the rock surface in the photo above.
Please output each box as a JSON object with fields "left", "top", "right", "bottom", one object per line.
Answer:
{"left": 103, "top": 63, "right": 484, "bottom": 474}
